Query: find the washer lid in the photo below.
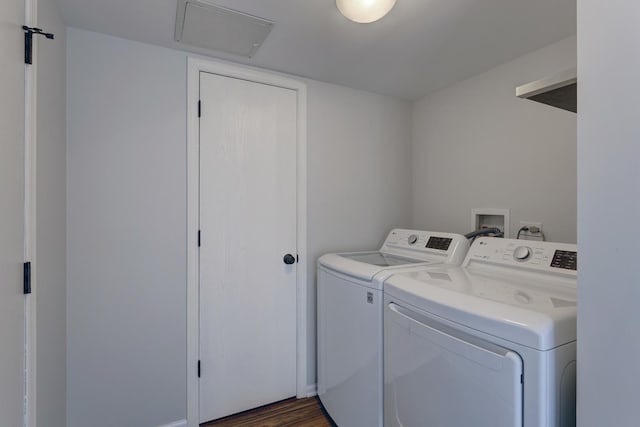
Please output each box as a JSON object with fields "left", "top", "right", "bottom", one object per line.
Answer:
{"left": 341, "top": 252, "right": 425, "bottom": 267}
{"left": 384, "top": 264, "right": 576, "bottom": 350}
{"left": 318, "top": 251, "right": 427, "bottom": 282}
{"left": 317, "top": 229, "right": 470, "bottom": 282}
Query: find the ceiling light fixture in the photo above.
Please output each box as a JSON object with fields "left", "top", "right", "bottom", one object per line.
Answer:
{"left": 336, "top": 0, "right": 397, "bottom": 24}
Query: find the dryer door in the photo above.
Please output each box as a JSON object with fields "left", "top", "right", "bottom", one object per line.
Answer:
{"left": 384, "top": 301, "right": 523, "bottom": 427}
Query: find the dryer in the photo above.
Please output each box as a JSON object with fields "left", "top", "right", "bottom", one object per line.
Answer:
{"left": 384, "top": 237, "right": 577, "bottom": 427}
{"left": 317, "top": 229, "right": 469, "bottom": 427}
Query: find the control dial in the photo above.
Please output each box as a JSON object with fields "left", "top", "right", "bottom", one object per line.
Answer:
{"left": 513, "top": 246, "right": 532, "bottom": 261}
{"left": 408, "top": 234, "right": 419, "bottom": 245}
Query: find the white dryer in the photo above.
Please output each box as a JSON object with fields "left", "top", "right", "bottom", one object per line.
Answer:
{"left": 317, "top": 229, "right": 470, "bottom": 427}
{"left": 384, "top": 237, "right": 577, "bottom": 427}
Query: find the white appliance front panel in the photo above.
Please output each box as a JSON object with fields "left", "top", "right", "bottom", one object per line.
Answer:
{"left": 385, "top": 300, "right": 523, "bottom": 427}
{"left": 317, "top": 267, "right": 383, "bottom": 427}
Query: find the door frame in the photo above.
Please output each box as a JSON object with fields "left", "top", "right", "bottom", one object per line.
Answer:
{"left": 186, "top": 57, "right": 308, "bottom": 427}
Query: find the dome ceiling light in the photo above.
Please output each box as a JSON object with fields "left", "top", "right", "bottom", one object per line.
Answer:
{"left": 336, "top": 0, "right": 397, "bottom": 24}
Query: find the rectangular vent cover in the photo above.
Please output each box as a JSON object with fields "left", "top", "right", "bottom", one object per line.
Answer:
{"left": 175, "top": 1, "right": 273, "bottom": 58}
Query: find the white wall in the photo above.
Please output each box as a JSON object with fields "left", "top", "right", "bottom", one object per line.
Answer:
{"left": 305, "top": 81, "right": 412, "bottom": 382}
{"left": 412, "top": 36, "right": 577, "bottom": 242}
{"left": 66, "top": 28, "right": 412, "bottom": 426}
{"left": 577, "top": 3, "right": 640, "bottom": 426}
{"left": 67, "top": 29, "right": 187, "bottom": 427}
{"left": 36, "top": 0, "right": 67, "bottom": 425}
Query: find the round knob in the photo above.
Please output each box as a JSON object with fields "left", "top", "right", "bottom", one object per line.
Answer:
{"left": 513, "top": 246, "right": 532, "bottom": 261}
{"left": 283, "top": 254, "right": 296, "bottom": 265}
{"left": 408, "top": 234, "right": 419, "bottom": 245}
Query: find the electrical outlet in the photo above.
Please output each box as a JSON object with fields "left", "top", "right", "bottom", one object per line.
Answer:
{"left": 519, "top": 221, "right": 543, "bottom": 240}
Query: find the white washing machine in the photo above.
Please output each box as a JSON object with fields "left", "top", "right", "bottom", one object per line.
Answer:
{"left": 384, "top": 237, "right": 577, "bottom": 427}
{"left": 317, "top": 229, "right": 470, "bottom": 427}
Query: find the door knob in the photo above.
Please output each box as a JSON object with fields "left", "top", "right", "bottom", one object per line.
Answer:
{"left": 283, "top": 254, "right": 296, "bottom": 265}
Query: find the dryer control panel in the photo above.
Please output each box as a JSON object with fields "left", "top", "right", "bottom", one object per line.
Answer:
{"left": 381, "top": 229, "right": 470, "bottom": 265}
{"left": 465, "top": 237, "right": 577, "bottom": 274}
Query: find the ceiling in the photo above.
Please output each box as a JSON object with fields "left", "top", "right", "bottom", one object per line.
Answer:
{"left": 54, "top": 0, "right": 576, "bottom": 100}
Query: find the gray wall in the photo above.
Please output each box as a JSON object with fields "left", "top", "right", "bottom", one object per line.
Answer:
{"left": 66, "top": 28, "right": 412, "bottom": 427}
{"left": 577, "top": 2, "right": 640, "bottom": 426}
{"left": 36, "top": 0, "right": 67, "bottom": 425}
{"left": 412, "top": 36, "right": 577, "bottom": 243}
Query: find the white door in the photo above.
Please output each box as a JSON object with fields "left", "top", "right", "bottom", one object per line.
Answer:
{"left": 198, "top": 72, "right": 298, "bottom": 423}
{"left": 0, "top": 0, "right": 26, "bottom": 425}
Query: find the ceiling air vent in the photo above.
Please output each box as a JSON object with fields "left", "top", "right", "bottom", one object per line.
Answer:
{"left": 175, "top": 0, "right": 273, "bottom": 58}
{"left": 516, "top": 68, "right": 577, "bottom": 113}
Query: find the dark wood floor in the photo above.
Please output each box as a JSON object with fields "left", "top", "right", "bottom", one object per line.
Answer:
{"left": 201, "top": 397, "right": 336, "bottom": 427}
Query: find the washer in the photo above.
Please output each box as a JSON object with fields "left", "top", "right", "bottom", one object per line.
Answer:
{"left": 317, "top": 229, "right": 470, "bottom": 427}
{"left": 384, "top": 237, "right": 577, "bottom": 427}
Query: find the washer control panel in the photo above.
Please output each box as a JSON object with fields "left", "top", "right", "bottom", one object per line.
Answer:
{"left": 381, "top": 229, "right": 470, "bottom": 264}
{"left": 466, "top": 237, "right": 577, "bottom": 273}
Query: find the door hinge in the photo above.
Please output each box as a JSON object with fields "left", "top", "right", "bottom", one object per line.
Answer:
{"left": 198, "top": 100, "right": 201, "bottom": 118}
{"left": 198, "top": 230, "right": 201, "bottom": 247}
{"left": 23, "top": 262, "right": 31, "bottom": 294}
{"left": 198, "top": 360, "right": 201, "bottom": 378}
{"left": 22, "top": 26, "right": 54, "bottom": 65}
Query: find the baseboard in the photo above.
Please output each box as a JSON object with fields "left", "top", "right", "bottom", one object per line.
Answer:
{"left": 306, "top": 383, "right": 317, "bottom": 397}
{"left": 157, "top": 419, "right": 187, "bottom": 427}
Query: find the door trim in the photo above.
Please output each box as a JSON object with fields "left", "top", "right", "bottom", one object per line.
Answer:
{"left": 24, "top": 0, "right": 38, "bottom": 425}
{"left": 186, "top": 57, "right": 308, "bottom": 427}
